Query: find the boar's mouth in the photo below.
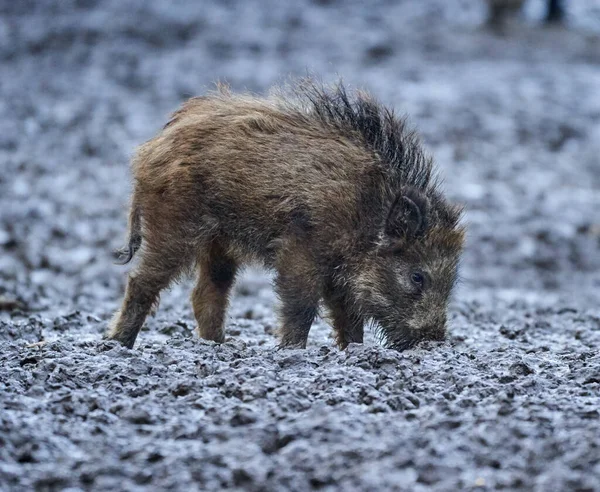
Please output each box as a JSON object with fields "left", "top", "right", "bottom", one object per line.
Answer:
{"left": 387, "top": 338, "right": 419, "bottom": 352}
{"left": 375, "top": 323, "right": 420, "bottom": 352}
{"left": 380, "top": 326, "right": 446, "bottom": 352}
{"left": 372, "top": 313, "right": 447, "bottom": 351}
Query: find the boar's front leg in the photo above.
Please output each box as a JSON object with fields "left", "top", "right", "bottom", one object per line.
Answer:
{"left": 274, "top": 239, "right": 320, "bottom": 349}
{"left": 192, "top": 242, "right": 238, "bottom": 344}
{"left": 323, "top": 288, "right": 365, "bottom": 349}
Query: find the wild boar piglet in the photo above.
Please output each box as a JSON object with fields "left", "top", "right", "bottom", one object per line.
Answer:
{"left": 108, "top": 80, "right": 465, "bottom": 350}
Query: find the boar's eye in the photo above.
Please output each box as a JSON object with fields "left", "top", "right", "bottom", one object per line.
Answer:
{"left": 410, "top": 271, "right": 425, "bottom": 289}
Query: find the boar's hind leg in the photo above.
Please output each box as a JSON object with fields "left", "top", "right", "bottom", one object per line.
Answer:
{"left": 108, "top": 251, "right": 183, "bottom": 349}
{"left": 192, "top": 242, "right": 238, "bottom": 344}
{"left": 323, "top": 293, "right": 364, "bottom": 350}
{"left": 274, "top": 241, "right": 320, "bottom": 349}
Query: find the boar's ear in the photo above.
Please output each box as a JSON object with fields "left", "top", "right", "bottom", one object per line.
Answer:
{"left": 385, "top": 188, "right": 429, "bottom": 238}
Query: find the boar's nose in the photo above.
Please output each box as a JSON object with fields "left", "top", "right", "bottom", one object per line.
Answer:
{"left": 423, "top": 321, "right": 447, "bottom": 341}
{"left": 426, "top": 329, "right": 446, "bottom": 342}
{"left": 421, "top": 319, "right": 447, "bottom": 341}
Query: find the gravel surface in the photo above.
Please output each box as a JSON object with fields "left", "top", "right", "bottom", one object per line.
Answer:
{"left": 1, "top": 1, "right": 599, "bottom": 490}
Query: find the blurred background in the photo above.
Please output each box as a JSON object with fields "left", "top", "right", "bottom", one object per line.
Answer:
{"left": 0, "top": 0, "right": 599, "bottom": 319}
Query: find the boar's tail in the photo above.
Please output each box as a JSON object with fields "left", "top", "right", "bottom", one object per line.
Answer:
{"left": 113, "top": 200, "right": 142, "bottom": 265}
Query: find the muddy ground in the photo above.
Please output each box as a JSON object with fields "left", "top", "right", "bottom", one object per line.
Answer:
{"left": 1, "top": 0, "right": 599, "bottom": 490}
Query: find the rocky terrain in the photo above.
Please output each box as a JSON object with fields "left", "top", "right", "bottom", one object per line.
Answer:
{"left": 1, "top": 0, "right": 599, "bottom": 490}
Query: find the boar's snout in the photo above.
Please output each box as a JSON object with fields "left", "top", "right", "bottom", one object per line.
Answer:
{"left": 421, "top": 312, "right": 448, "bottom": 341}
{"left": 387, "top": 314, "right": 448, "bottom": 352}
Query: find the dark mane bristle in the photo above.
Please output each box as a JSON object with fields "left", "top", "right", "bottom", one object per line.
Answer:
{"left": 286, "top": 80, "right": 436, "bottom": 192}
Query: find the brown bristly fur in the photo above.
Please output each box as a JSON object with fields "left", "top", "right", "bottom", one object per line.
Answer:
{"left": 108, "top": 79, "right": 465, "bottom": 350}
